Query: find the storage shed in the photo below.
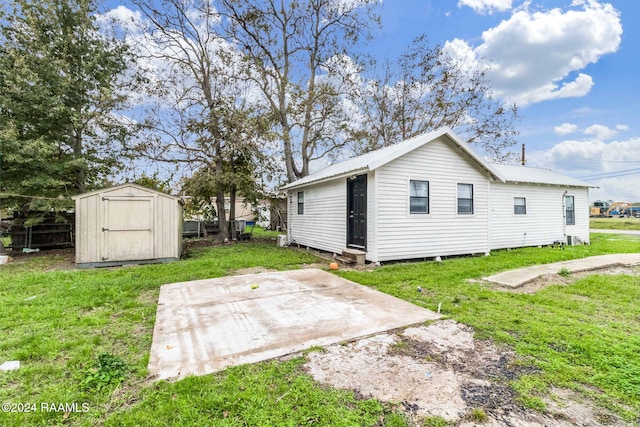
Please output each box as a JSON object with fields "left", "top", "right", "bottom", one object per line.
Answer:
{"left": 281, "top": 127, "right": 593, "bottom": 263}
{"left": 72, "top": 184, "right": 183, "bottom": 268}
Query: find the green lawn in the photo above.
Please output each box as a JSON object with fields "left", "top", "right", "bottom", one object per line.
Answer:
{"left": 246, "top": 226, "right": 283, "bottom": 239}
{"left": 338, "top": 233, "right": 640, "bottom": 419}
{"left": 590, "top": 216, "right": 640, "bottom": 230}
{"left": 1, "top": 234, "right": 639, "bottom": 426}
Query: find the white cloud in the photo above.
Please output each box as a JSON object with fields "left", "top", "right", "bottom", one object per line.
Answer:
{"left": 95, "top": 6, "right": 145, "bottom": 36}
{"left": 584, "top": 124, "right": 617, "bottom": 141}
{"left": 445, "top": 1, "right": 622, "bottom": 106}
{"left": 528, "top": 137, "right": 640, "bottom": 201}
{"left": 590, "top": 176, "right": 640, "bottom": 203}
{"left": 615, "top": 124, "right": 629, "bottom": 131}
{"left": 458, "top": 0, "right": 512, "bottom": 14}
{"left": 554, "top": 122, "right": 578, "bottom": 135}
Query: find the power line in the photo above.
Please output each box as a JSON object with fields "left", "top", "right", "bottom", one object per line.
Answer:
{"left": 533, "top": 148, "right": 640, "bottom": 163}
{"left": 578, "top": 170, "right": 640, "bottom": 180}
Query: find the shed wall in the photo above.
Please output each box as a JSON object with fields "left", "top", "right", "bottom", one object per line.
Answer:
{"left": 76, "top": 194, "right": 100, "bottom": 264}
{"left": 374, "top": 137, "right": 490, "bottom": 262}
{"left": 155, "top": 194, "right": 182, "bottom": 259}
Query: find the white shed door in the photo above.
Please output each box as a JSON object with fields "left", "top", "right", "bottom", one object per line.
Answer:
{"left": 102, "top": 197, "right": 154, "bottom": 261}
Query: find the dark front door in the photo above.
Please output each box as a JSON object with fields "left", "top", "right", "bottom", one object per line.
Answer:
{"left": 347, "top": 174, "right": 367, "bottom": 249}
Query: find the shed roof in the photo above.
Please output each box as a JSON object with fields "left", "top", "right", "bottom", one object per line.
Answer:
{"left": 71, "top": 183, "right": 182, "bottom": 201}
{"left": 493, "top": 164, "right": 595, "bottom": 188}
{"left": 281, "top": 127, "right": 506, "bottom": 190}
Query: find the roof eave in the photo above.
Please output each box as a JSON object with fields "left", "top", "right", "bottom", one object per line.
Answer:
{"left": 281, "top": 167, "right": 370, "bottom": 191}
{"left": 503, "top": 179, "right": 597, "bottom": 188}
{"left": 71, "top": 183, "right": 182, "bottom": 200}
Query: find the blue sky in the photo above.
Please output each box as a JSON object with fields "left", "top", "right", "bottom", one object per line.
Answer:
{"left": 103, "top": 0, "right": 639, "bottom": 202}
{"left": 372, "top": 0, "right": 640, "bottom": 201}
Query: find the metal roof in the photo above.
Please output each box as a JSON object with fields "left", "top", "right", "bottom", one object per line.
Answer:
{"left": 281, "top": 127, "right": 506, "bottom": 190}
{"left": 492, "top": 164, "right": 595, "bottom": 188}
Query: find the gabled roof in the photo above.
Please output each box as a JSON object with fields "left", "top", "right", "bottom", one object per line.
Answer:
{"left": 493, "top": 164, "right": 595, "bottom": 188}
{"left": 281, "top": 127, "right": 506, "bottom": 190}
{"left": 71, "top": 183, "right": 182, "bottom": 200}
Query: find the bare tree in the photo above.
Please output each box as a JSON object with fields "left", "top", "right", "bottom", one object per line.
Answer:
{"left": 354, "top": 35, "right": 519, "bottom": 161}
{"left": 131, "top": 0, "right": 271, "bottom": 239}
{"left": 218, "top": 0, "right": 380, "bottom": 182}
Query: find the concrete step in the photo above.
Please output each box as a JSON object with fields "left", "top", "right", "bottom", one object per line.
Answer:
{"left": 342, "top": 248, "right": 366, "bottom": 266}
{"left": 334, "top": 255, "right": 356, "bottom": 265}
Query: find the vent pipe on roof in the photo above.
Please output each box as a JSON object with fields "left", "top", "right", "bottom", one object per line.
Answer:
{"left": 521, "top": 144, "right": 526, "bottom": 166}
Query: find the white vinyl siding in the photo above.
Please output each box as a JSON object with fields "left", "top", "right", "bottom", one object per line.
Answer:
{"left": 366, "top": 171, "right": 377, "bottom": 262}
{"left": 288, "top": 179, "right": 346, "bottom": 255}
{"left": 565, "top": 191, "right": 589, "bottom": 242}
{"left": 489, "top": 183, "right": 590, "bottom": 249}
{"left": 374, "top": 137, "right": 490, "bottom": 262}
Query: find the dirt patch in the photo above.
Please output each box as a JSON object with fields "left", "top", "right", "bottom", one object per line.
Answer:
{"left": 304, "top": 319, "right": 624, "bottom": 426}
{"left": 233, "top": 266, "right": 278, "bottom": 275}
{"left": 136, "top": 289, "right": 159, "bottom": 305}
{"left": 233, "top": 263, "right": 330, "bottom": 274}
{"left": 483, "top": 265, "right": 640, "bottom": 294}
{"left": 5, "top": 247, "right": 76, "bottom": 270}
{"left": 542, "top": 387, "right": 628, "bottom": 427}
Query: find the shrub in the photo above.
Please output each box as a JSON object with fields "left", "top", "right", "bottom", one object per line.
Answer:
{"left": 80, "top": 353, "right": 129, "bottom": 391}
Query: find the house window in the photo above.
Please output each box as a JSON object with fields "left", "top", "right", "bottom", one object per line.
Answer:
{"left": 297, "top": 191, "right": 304, "bottom": 215}
{"left": 565, "top": 195, "right": 575, "bottom": 225}
{"left": 457, "top": 183, "right": 473, "bottom": 214}
{"left": 514, "top": 197, "right": 526, "bottom": 215}
{"left": 410, "top": 180, "right": 429, "bottom": 214}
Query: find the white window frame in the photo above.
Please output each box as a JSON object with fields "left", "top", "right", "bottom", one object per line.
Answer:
{"left": 565, "top": 195, "right": 575, "bottom": 225}
{"left": 514, "top": 197, "right": 526, "bottom": 215}
{"left": 297, "top": 191, "right": 304, "bottom": 215}
{"left": 457, "top": 183, "right": 474, "bottom": 215}
{"left": 408, "top": 179, "right": 429, "bottom": 214}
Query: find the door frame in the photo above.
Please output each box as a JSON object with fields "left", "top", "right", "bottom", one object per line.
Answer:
{"left": 346, "top": 174, "right": 367, "bottom": 250}
{"left": 101, "top": 196, "right": 155, "bottom": 262}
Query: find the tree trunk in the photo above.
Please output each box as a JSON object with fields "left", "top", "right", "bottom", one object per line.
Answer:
{"left": 229, "top": 183, "right": 237, "bottom": 240}
{"left": 215, "top": 190, "right": 228, "bottom": 241}
{"left": 0, "top": 240, "right": 6, "bottom": 255}
{"left": 73, "top": 129, "right": 86, "bottom": 193}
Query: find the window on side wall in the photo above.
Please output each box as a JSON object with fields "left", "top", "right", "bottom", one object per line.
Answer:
{"left": 297, "top": 191, "right": 304, "bottom": 215}
{"left": 457, "top": 183, "right": 473, "bottom": 214}
{"left": 410, "top": 180, "right": 429, "bottom": 214}
{"left": 514, "top": 197, "right": 526, "bottom": 215}
{"left": 565, "top": 195, "right": 575, "bottom": 225}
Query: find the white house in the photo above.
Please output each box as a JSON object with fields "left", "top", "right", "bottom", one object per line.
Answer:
{"left": 281, "top": 127, "right": 593, "bottom": 263}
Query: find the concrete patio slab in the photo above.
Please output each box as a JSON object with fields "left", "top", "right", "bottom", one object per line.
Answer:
{"left": 483, "top": 253, "right": 640, "bottom": 288}
{"left": 149, "top": 268, "right": 440, "bottom": 380}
